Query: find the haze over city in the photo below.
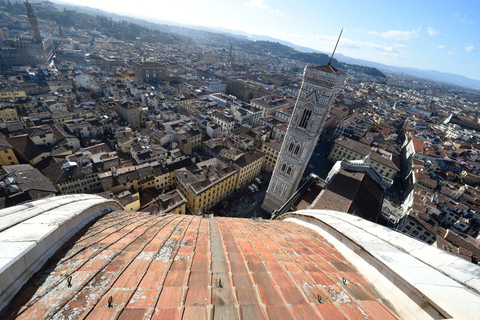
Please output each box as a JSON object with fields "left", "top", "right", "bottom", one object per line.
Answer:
{"left": 59, "top": 0, "right": 480, "bottom": 80}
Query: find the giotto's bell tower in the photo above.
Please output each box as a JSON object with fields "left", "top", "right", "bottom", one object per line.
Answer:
{"left": 262, "top": 62, "right": 347, "bottom": 215}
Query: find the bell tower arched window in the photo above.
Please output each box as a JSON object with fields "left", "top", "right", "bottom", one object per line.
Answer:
{"left": 286, "top": 167, "right": 292, "bottom": 175}
{"left": 288, "top": 142, "right": 294, "bottom": 152}
{"left": 281, "top": 163, "right": 286, "bottom": 172}
{"left": 299, "top": 107, "right": 312, "bottom": 129}
{"left": 294, "top": 145, "right": 300, "bottom": 155}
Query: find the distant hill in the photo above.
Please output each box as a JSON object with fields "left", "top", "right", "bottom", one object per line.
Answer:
{"left": 8, "top": 1, "right": 385, "bottom": 78}
{"left": 1, "top": 0, "right": 178, "bottom": 44}
{"left": 12, "top": 1, "right": 478, "bottom": 89}
{"left": 233, "top": 40, "right": 386, "bottom": 78}
{"left": 333, "top": 54, "right": 480, "bottom": 90}
{"left": 209, "top": 28, "right": 480, "bottom": 90}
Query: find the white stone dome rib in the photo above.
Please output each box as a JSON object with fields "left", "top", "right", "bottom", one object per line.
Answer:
{"left": 0, "top": 194, "right": 123, "bottom": 311}
{"left": 281, "top": 210, "right": 480, "bottom": 320}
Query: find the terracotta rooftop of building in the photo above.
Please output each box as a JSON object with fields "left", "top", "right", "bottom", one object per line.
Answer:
{"left": 1, "top": 211, "right": 399, "bottom": 320}
{"left": 291, "top": 180, "right": 325, "bottom": 211}
{"left": 251, "top": 96, "right": 288, "bottom": 108}
{"left": 175, "top": 158, "right": 237, "bottom": 195}
{"left": 0, "top": 133, "right": 13, "bottom": 151}
{"left": 311, "top": 166, "right": 385, "bottom": 222}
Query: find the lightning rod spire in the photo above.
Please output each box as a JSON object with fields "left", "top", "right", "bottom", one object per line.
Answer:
{"left": 328, "top": 28, "right": 343, "bottom": 66}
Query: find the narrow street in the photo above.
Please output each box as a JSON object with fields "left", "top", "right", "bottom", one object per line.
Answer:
{"left": 304, "top": 134, "right": 334, "bottom": 179}
{"left": 207, "top": 134, "right": 334, "bottom": 220}
{"left": 211, "top": 173, "right": 271, "bottom": 219}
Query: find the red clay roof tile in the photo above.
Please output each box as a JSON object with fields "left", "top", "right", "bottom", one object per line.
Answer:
{"left": 156, "top": 287, "right": 183, "bottom": 309}
{"left": 2, "top": 212, "right": 399, "bottom": 320}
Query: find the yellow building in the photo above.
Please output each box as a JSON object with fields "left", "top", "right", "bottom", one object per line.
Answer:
{"left": 0, "top": 133, "right": 19, "bottom": 165}
{"left": 6, "top": 135, "right": 50, "bottom": 165}
{"left": 159, "top": 158, "right": 196, "bottom": 191}
{"left": 330, "top": 105, "right": 350, "bottom": 120}
{"left": 0, "top": 89, "right": 27, "bottom": 100}
{"left": 0, "top": 104, "right": 20, "bottom": 122}
{"left": 51, "top": 112, "right": 74, "bottom": 125}
{"left": 175, "top": 158, "right": 237, "bottom": 215}
{"left": 99, "top": 163, "right": 155, "bottom": 194}
{"left": 328, "top": 137, "right": 399, "bottom": 179}
{"left": 116, "top": 130, "right": 136, "bottom": 153}
{"left": 179, "top": 103, "right": 197, "bottom": 115}
{"left": 98, "top": 190, "right": 140, "bottom": 211}
{"left": 124, "top": 193, "right": 141, "bottom": 211}
{"left": 232, "top": 150, "right": 265, "bottom": 189}
{"left": 261, "top": 139, "right": 281, "bottom": 172}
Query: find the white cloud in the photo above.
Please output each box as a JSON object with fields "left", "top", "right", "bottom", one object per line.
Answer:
{"left": 270, "top": 8, "right": 285, "bottom": 16}
{"left": 466, "top": 45, "right": 475, "bottom": 52}
{"left": 454, "top": 13, "right": 477, "bottom": 24}
{"left": 380, "top": 44, "right": 396, "bottom": 52}
{"left": 447, "top": 51, "right": 455, "bottom": 55}
{"left": 428, "top": 27, "right": 438, "bottom": 36}
{"left": 371, "top": 28, "right": 421, "bottom": 41}
{"left": 394, "top": 43, "right": 406, "bottom": 48}
{"left": 267, "top": 31, "right": 404, "bottom": 63}
{"left": 323, "top": 36, "right": 399, "bottom": 53}
{"left": 437, "top": 45, "right": 446, "bottom": 49}
{"left": 246, "top": 0, "right": 268, "bottom": 9}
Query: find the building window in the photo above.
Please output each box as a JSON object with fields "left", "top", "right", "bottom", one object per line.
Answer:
{"left": 281, "top": 163, "right": 286, "bottom": 172}
{"left": 288, "top": 142, "right": 294, "bottom": 152}
{"left": 286, "top": 167, "right": 292, "bottom": 175}
{"left": 294, "top": 145, "right": 300, "bottom": 155}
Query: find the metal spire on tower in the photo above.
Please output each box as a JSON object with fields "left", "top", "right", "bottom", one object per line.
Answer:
{"left": 262, "top": 33, "right": 347, "bottom": 215}
{"left": 328, "top": 28, "right": 343, "bottom": 66}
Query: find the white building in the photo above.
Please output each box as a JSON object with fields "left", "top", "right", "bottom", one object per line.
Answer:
{"left": 75, "top": 73, "right": 95, "bottom": 90}
{"left": 211, "top": 112, "right": 235, "bottom": 133}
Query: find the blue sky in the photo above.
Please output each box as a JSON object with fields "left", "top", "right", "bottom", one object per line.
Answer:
{"left": 61, "top": 0, "right": 479, "bottom": 80}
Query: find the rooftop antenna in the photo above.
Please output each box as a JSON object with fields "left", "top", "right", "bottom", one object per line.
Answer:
{"left": 328, "top": 28, "right": 343, "bottom": 66}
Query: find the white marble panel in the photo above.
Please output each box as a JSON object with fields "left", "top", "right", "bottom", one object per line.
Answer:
{"left": 0, "top": 224, "right": 57, "bottom": 243}
{"left": 415, "top": 284, "right": 480, "bottom": 319}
